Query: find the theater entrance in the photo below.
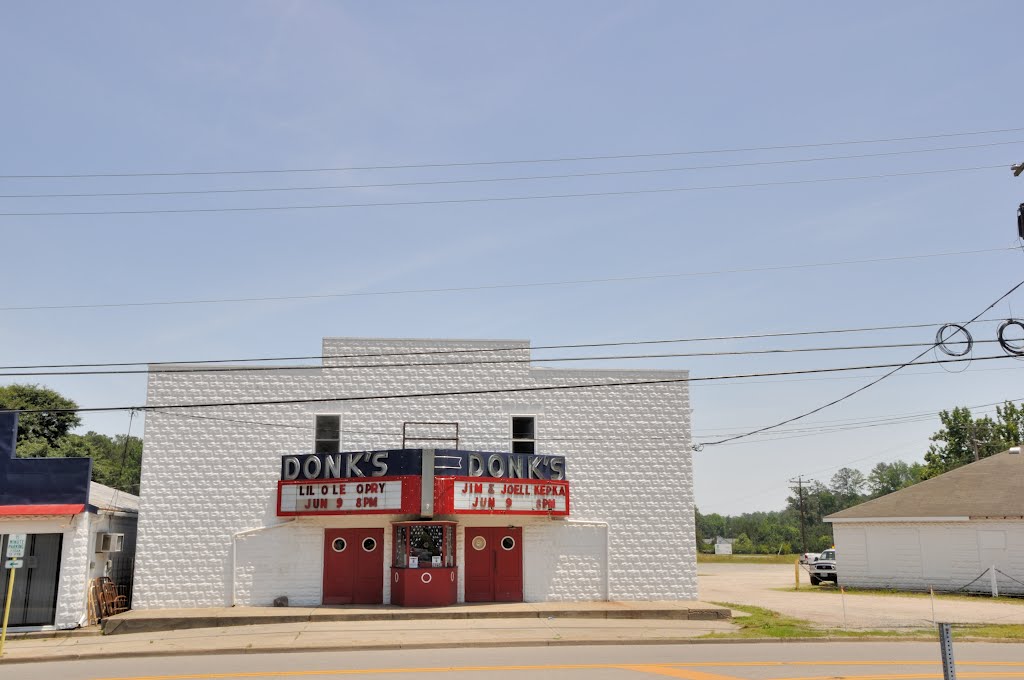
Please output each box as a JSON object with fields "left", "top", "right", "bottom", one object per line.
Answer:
{"left": 464, "top": 527, "right": 523, "bottom": 602}
{"left": 322, "top": 528, "right": 383, "bottom": 605}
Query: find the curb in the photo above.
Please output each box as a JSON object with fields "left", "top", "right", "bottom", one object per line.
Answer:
{"left": 0, "top": 634, "right": 949, "bottom": 666}
{"left": 102, "top": 608, "right": 730, "bottom": 635}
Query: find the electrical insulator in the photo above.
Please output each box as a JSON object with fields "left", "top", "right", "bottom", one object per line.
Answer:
{"left": 1019, "top": 203, "right": 1024, "bottom": 240}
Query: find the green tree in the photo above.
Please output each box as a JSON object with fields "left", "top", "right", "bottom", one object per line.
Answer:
{"left": 732, "top": 533, "right": 754, "bottom": 554}
{"left": 3, "top": 384, "right": 141, "bottom": 495}
{"left": 995, "top": 401, "right": 1024, "bottom": 447}
{"left": 0, "top": 384, "right": 81, "bottom": 447}
{"left": 829, "top": 467, "right": 866, "bottom": 504}
{"left": 866, "top": 460, "right": 923, "bottom": 497}
{"left": 923, "top": 407, "right": 1004, "bottom": 479}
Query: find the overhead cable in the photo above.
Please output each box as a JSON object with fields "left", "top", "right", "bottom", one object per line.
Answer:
{"left": 0, "top": 315, "right": 1010, "bottom": 370}
{"left": 0, "top": 353, "right": 1015, "bottom": 416}
{"left": 0, "top": 339, "right": 997, "bottom": 379}
{"left": 0, "top": 165, "right": 1006, "bottom": 217}
{"left": 2, "top": 139, "right": 1020, "bottom": 200}
{"left": 2, "top": 125, "right": 1021, "bottom": 179}
{"left": 699, "top": 277, "right": 1024, "bottom": 446}
{"left": 0, "top": 246, "right": 1013, "bottom": 312}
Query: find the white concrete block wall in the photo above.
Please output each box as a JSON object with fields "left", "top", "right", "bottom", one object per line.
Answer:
{"left": 133, "top": 338, "right": 695, "bottom": 608}
{"left": 834, "top": 521, "right": 1024, "bottom": 594}
{"left": 1, "top": 514, "right": 91, "bottom": 628}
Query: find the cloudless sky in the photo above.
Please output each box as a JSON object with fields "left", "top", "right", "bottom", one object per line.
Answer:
{"left": 3, "top": 2, "right": 1024, "bottom": 514}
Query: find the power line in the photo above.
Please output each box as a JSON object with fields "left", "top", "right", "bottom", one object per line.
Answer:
{"left": 699, "top": 277, "right": 1024, "bottom": 446}
{"left": 694, "top": 360, "right": 1024, "bottom": 389}
{"left": 3, "top": 125, "right": 1022, "bottom": 179}
{"left": 697, "top": 396, "right": 1021, "bottom": 435}
{"left": 0, "top": 164, "right": 1006, "bottom": 217}
{"left": 3, "top": 139, "right": 1019, "bottom": 200}
{"left": 0, "top": 339, "right": 999, "bottom": 379}
{"left": 0, "top": 353, "right": 1015, "bottom": 416}
{"left": 1, "top": 245, "right": 1013, "bottom": 312}
{"left": 702, "top": 408, "right": 994, "bottom": 443}
{"left": 160, "top": 396, "right": 1017, "bottom": 444}
{"left": 0, "top": 315, "right": 1010, "bottom": 370}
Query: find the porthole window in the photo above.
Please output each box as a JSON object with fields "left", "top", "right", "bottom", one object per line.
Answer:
{"left": 501, "top": 536, "right": 516, "bottom": 551}
{"left": 362, "top": 537, "right": 377, "bottom": 552}
{"left": 332, "top": 538, "right": 347, "bottom": 552}
{"left": 472, "top": 536, "right": 487, "bottom": 551}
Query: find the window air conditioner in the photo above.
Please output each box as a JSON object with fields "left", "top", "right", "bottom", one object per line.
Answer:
{"left": 96, "top": 533, "right": 125, "bottom": 553}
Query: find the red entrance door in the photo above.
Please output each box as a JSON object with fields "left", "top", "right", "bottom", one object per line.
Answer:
{"left": 464, "top": 527, "right": 523, "bottom": 602}
{"left": 323, "top": 528, "right": 384, "bottom": 605}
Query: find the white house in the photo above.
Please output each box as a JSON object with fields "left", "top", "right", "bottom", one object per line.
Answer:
{"left": 826, "top": 449, "right": 1024, "bottom": 594}
{"left": 132, "top": 337, "right": 696, "bottom": 608}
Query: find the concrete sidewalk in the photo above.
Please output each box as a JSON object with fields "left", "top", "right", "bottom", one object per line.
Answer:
{"left": 101, "top": 600, "right": 731, "bottom": 634}
{"left": 0, "top": 601, "right": 735, "bottom": 665}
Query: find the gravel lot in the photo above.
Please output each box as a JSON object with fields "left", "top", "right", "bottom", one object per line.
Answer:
{"left": 698, "top": 562, "right": 1024, "bottom": 630}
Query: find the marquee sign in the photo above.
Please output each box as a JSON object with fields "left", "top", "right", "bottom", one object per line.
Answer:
{"left": 276, "top": 449, "right": 570, "bottom": 517}
{"left": 281, "top": 449, "right": 567, "bottom": 482}
{"left": 433, "top": 450, "right": 565, "bottom": 480}
{"left": 434, "top": 477, "right": 570, "bottom": 516}
{"left": 281, "top": 449, "right": 421, "bottom": 481}
{"left": 277, "top": 476, "right": 421, "bottom": 516}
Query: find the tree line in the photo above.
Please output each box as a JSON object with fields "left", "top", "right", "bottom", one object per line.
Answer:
{"left": 696, "top": 401, "right": 1024, "bottom": 554}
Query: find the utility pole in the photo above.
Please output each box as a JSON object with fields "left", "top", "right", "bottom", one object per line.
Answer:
{"left": 1013, "top": 162, "right": 1023, "bottom": 240}
{"left": 789, "top": 476, "right": 808, "bottom": 554}
{"left": 968, "top": 420, "right": 981, "bottom": 463}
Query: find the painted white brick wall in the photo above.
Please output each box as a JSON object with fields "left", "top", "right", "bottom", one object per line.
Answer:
{"left": 133, "top": 338, "right": 695, "bottom": 608}
{"left": 834, "top": 521, "right": 1024, "bottom": 594}
{"left": 1, "top": 514, "right": 91, "bottom": 628}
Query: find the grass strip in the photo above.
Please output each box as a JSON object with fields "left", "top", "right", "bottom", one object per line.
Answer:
{"left": 706, "top": 602, "right": 1024, "bottom": 641}
{"left": 697, "top": 554, "right": 801, "bottom": 565}
{"left": 778, "top": 583, "right": 1024, "bottom": 605}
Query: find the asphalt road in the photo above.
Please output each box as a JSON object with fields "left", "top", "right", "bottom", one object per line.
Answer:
{"left": 698, "top": 562, "right": 1024, "bottom": 629}
{"left": 4, "top": 641, "right": 1023, "bottom": 680}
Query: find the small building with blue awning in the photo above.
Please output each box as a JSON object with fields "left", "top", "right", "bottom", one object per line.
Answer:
{"left": 0, "top": 412, "right": 138, "bottom": 630}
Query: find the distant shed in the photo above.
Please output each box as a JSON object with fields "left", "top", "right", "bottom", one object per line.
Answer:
{"left": 826, "top": 450, "right": 1024, "bottom": 594}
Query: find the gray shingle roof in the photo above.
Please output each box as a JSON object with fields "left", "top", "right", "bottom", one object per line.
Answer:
{"left": 826, "top": 450, "right": 1024, "bottom": 521}
{"left": 89, "top": 482, "right": 139, "bottom": 513}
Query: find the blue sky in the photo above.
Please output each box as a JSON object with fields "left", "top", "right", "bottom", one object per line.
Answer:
{"left": 2, "top": 2, "right": 1024, "bottom": 514}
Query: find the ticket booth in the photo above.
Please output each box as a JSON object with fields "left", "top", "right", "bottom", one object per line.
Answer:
{"left": 390, "top": 521, "right": 457, "bottom": 606}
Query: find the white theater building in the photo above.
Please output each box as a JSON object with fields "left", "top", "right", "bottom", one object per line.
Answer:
{"left": 132, "top": 337, "right": 695, "bottom": 608}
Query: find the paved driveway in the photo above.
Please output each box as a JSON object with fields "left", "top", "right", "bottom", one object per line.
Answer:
{"left": 698, "top": 562, "right": 1024, "bottom": 629}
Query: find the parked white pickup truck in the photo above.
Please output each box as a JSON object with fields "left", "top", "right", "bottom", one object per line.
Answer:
{"left": 809, "top": 548, "right": 837, "bottom": 586}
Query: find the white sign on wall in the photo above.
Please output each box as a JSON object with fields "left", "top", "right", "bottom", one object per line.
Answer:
{"left": 5, "top": 534, "right": 26, "bottom": 559}
{"left": 278, "top": 480, "right": 403, "bottom": 515}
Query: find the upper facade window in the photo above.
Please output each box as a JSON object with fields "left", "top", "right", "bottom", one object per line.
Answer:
{"left": 314, "top": 414, "right": 341, "bottom": 453}
{"left": 511, "top": 416, "right": 536, "bottom": 454}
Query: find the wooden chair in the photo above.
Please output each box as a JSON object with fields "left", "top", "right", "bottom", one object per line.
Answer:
{"left": 90, "top": 576, "right": 129, "bottom": 619}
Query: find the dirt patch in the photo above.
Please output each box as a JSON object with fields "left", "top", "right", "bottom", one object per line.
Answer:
{"left": 699, "top": 563, "right": 1024, "bottom": 630}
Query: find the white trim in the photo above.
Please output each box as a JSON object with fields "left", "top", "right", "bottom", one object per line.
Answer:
{"left": 828, "top": 516, "right": 971, "bottom": 524}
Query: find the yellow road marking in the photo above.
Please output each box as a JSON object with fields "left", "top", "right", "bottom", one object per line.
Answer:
{"left": 769, "top": 674, "right": 1024, "bottom": 680}
{"left": 675, "top": 662, "right": 1024, "bottom": 668}
{"left": 91, "top": 662, "right": 1024, "bottom": 680}
{"left": 622, "top": 666, "right": 746, "bottom": 680}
